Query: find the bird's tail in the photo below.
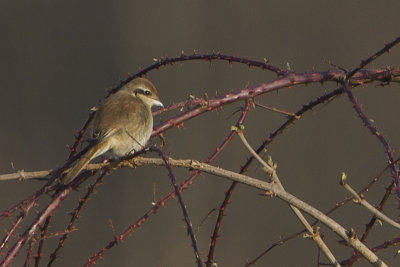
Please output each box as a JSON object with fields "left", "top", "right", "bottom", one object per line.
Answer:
{"left": 61, "top": 141, "right": 109, "bottom": 185}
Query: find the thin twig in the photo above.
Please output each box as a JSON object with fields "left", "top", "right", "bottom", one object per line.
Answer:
{"left": 47, "top": 171, "right": 107, "bottom": 267}
{"left": 120, "top": 157, "right": 386, "bottom": 266}
{"left": 346, "top": 36, "right": 400, "bottom": 79}
{"left": 23, "top": 237, "right": 35, "bottom": 267}
{"left": 0, "top": 48, "right": 398, "bottom": 266}
{"left": 73, "top": 156, "right": 385, "bottom": 266}
{"left": 254, "top": 102, "right": 301, "bottom": 119}
{"left": 84, "top": 103, "right": 251, "bottom": 266}
{"left": 34, "top": 215, "right": 52, "bottom": 267}
{"left": 155, "top": 149, "right": 203, "bottom": 267}
{"left": 1, "top": 187, "right": 73, "bottom": 267}
{"left": 341, "top": 81, "right": 400, "bottom": 203}
{"left": 235, "top": 126, "right": 340, "bottom": 267}
{"left": 152, "top": 68, "right": 399, "bottom": 137}
{"left": 342, "top": 181, "right": 396, "bottom": 267}
{"left": 113, "top": 53, "right": 289, "bottom": 95}
{"left": 340, "top": 173, "right": 400, "bottom": 230}
{"left": 205, "top": 100, "right": 252, "bottom": 267}
{"left": 246, "top": 160, "right": 398, "bottom": 266}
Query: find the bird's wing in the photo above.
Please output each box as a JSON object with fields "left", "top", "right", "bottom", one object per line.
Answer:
{"left": 61, "top": 139, "right": 110, "bottom": 184}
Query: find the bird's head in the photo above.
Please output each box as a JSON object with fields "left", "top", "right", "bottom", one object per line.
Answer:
{"left": 123, "top": 77, "right": 164, "bottom": 110}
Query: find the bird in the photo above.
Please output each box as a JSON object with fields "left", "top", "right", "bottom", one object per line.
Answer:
{"left": 61, "top": 77, "right": 163, "bottom": 184}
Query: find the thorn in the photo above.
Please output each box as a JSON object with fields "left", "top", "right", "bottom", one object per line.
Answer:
{"left": 286, "top": 62, "right": 292, "bottom": 71}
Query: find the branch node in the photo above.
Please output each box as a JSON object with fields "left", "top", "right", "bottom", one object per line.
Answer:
{"left": 18, "top": 169, "right": 26, "bottom": 181}
{"left": 340, "top": 172, "right": 347, "bottom": 185}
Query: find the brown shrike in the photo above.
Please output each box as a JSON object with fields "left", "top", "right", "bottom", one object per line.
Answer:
{"left": 61, "top": 78, "right": 163, "bottom": 184}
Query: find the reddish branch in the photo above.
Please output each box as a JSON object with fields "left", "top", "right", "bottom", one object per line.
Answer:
{"left": 205, "top": 37, "right": 400, "bottom": 265}
{"left": 34, "top": 215, "right": 52, "bottom": 267}
{"left": 111, "top": 53, "right": 289, "bottom": 95}
{"left": 67, "top": 112, "right": 95, "bottom": 160}
{"left": 24, "top": 238, "right": 35, "bottom": 267}
{"left": 207, "top": 84, "right": 351, "bottom": 266}
{"left": 336, "top": 37, "right": 400, "bottom": 264}
{"left": 346, "top": 36, "right": 400, "bottom": 78}
{"left": 1, "top": 43, "right": 399, "bottom": 266}
{"left": 1, "top": 187, "right": 72, "bottom": 266}
{"left": 153, "top": 68, "right": 399, "bottom": 137}
{"left": 0, "top": 181, "right": 55, "bottom": 256}
{"left": 344, "top": 36, "right": 400, "bottom": 203}
{"left": 83, "top": 100, "right": 252, "bottom": 266}
{"left": 46, "top": 173, "right": 106, "bottom": 266}
{"left": 243, "top": 77, "right": 398, "bottom": 265}
{"left": 205, "top": 100, "right": 252, "bottom": 266}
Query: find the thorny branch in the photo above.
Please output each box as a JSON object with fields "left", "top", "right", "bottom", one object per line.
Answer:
{"left": 0, "top": 36, "right": 399, "bottom": 266}
{"left": 155, "top": 149, "right": 203, "bottom": 267}
{"left": 84, "top": 101, "right": 252, "bottom": 266}
{"left": 1, "top": 156, "right": 392, "bottom": 267}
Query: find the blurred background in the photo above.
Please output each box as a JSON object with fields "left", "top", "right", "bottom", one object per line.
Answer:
{"left": 1, "top": 1, "right": 400, "bottom": 266}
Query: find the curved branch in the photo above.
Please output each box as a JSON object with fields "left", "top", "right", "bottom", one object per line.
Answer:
{"left": 152, "top": 68, "right": 400, "bottom": 136}
{"left": 64, "top": 156, "right": 385, "bottom": 266}
{"left": 127, "top": 157, "right": 386, "bottom": 267}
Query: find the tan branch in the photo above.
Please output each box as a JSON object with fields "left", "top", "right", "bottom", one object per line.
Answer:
{"left": 1, "top": 156, "right": 387, "bottom": 266}
{"left": 234, "top": 125, "right": 340, "bottom": 267}
{"left": 340, "top": 173, "right": 400, "bottom": 231}
{"left": 0, "top": 170, "right": 52, "bottom": 181}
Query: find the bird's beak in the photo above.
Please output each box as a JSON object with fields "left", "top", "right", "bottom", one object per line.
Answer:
{"left": 152, "top": 99, "right": 164, "bottom": 110}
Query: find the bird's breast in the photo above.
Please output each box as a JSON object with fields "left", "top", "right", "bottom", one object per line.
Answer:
{"left": 108, "top": 114, "right": 153, "bottom": 157}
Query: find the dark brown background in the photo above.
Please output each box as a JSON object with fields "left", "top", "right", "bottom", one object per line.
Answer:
{"left": 1, "top": 1, "right": 400, "bottom": 266}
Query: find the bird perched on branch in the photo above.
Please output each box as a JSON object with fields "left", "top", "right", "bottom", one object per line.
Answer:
{"left": 61, "top": 78, "right": 163, "bottom": 184}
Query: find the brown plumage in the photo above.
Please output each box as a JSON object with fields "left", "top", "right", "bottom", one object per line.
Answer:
{"left": 61, "top": 78, "right": 163, "bottom": 184}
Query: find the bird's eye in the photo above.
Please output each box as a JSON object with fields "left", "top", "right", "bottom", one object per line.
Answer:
{"left": 144, "top": 89, "right": 151, "bottom": 96}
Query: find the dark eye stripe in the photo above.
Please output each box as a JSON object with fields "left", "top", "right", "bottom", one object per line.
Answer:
{"left": 134, "top": 88, "right": 152, "bottom": 96}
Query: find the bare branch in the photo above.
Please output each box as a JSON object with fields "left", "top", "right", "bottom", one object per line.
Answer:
{"left": 341, "top": 80, "right": 400, "bottom": 204}
{"left": 235, "top": 126, "right": 340, "bottom": 267}
{"left": 1, "top": 37, "right": 399, "bottom": 266}
{"left": 340, "top": 173, "right": 400, "bottom": 230}
{"left": 123, "top": 156, "right": 386, "bottom": 267}
{"left": 155, "top": 149, "right": 203, "bottom": 267}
